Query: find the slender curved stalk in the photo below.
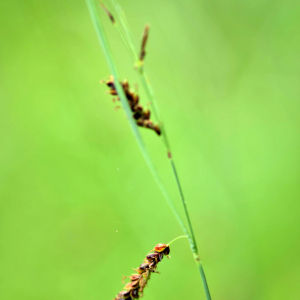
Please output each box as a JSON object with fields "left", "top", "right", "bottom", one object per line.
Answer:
{"left": 167, "top": 235, "right": 188, "bottom": 246}
{"left": 86, "top": 1, "right": 211, "bottom": 299}
{"left": 198, "top": 261, "right": 211, "bottom": 300}
{"left": 105, "top": 2, "right": 211, "bottom": 298}
{"left": 86, "top": 0, "right": 190, "bottom": 242}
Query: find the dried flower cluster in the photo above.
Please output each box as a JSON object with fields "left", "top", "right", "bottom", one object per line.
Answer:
{"left": 102, "top": 76, "right": 161, "bottom": 136}
{"left": 113, "top": 243, "right": 170, "bottom": 300}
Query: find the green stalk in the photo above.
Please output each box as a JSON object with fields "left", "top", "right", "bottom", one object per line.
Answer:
{"left": 86, "top": 1, "right": 211, "bottom": 298}
{"left": 85, "top": 0, "right": 190, "bottom": 244}
{"left": 167, "top": 235, "right": 188, "bottom": 246}
{"left": 105, "top": 1, "right": 212, "bottom": 299}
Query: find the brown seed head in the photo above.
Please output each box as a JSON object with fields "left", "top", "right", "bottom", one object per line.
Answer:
{"left": 113, "top": 243, "right": 171, "bottom": 299}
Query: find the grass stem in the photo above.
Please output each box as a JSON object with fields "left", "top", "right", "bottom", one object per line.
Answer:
{"left": 86, "top": 1, "right": 212, "bottom": 298}
{"left": 86, "top": 0, "right": 189, "bottom": 241}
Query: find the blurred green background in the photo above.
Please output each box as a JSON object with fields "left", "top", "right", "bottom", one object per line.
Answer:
{"left": 1, "top": 0, "right": 299, "bottom": 299}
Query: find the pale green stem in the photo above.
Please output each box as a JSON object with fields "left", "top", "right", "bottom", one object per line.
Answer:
{"left": 87, "top": 1, "right": 212, "bottom": 298}
{"left": 198, "top": 261, "right": 212, "bottom": 300}
{"left": 167, "top": 235, "right": 188, "bottom": 246}
{"left": 110, "top": 0, "right": 203, "bottom": 260}
{"left": 114, "top": 23, "right": 137, "bottom": 63}
{"left": 86, "top": 0, "right": 190, "bottom": 244}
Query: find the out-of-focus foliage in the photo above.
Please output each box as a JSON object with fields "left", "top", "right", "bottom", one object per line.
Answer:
{"left": 0, "top": 0, "right": 299, "bottom": 299}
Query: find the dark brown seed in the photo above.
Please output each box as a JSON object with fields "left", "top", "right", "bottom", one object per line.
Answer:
{"left": 143, "top": 109, "right": 150, "bottom": 120}
{"left": 131, "top": 288, "right": 139, "bottom": 299}
{"left": 129, "top": 274, "right": 140, "bottom": 281}
{"left": 153, "top": 125, "right": 161, "bottom": 135}
{"left": 131, "top": 280, "right": 139, "bottom": 289}
{"left": 133, "top": 111, "right": 142, "bottom": 120}
{"left": 149, "top": 260, "right": 157, "bottom": 268}
{"left": 122, "top": 80, "right": 129, "bottom": 91}
{"left": 139, "top": 263, "right": 150, "bottom": 271}
{"left": 146, "top": 253, "right": 159, "bottom": 262}
{"left": 118, "top": 290, "right": 131, "bottom": 299}
{"left": 157, "top": 252, "right": 164, "bottom": 262}
{"left": 143, "top": 120, "right": 153, "bottom": 129}
{"left": 107, "top": 82, "right": 115, "bottom": 88}
{"left": 163, "top": 246, "right": 170, "bottom": 256}
{"left": 109, "top": 89, "right": 118, "bottom": 96}
{"left": 136, "top": 119, "right": 144, "bottom": 126}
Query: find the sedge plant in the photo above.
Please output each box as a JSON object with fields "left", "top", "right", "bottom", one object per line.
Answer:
{"left": 113, "top": 236, "right": 187, "bottom": 300}
{"left": 85, "top": 0, "right": 212, "bottom": 299}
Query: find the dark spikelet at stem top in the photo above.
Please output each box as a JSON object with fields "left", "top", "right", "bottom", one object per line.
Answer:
{"left": 113, "top": 244, "right": 170, "bottom": 300}
{"left": 102, "top": 76, "right": 161, "bottom": 136}
{"left": 100, "top": 2, "right": 115, "bottom": 24}
{"left": 139, "top": 24, "right": 150, "bottom": 62}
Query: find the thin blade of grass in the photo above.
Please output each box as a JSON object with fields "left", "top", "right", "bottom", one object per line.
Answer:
{"left": 108, "top": 4, "right": 211, "bottom": 295}
{"left": 86, "top": 0, "right": 190, "bottom": 242}
{"left": 86, "top": 1, "right": 211, "bottom": 298}
{"left": 110, "top": 0, "right": 172, "bottom": 151}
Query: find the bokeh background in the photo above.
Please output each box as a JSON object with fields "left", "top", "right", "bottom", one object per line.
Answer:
{"left": 1, "top": 0, "right": 299, "bottom": 299}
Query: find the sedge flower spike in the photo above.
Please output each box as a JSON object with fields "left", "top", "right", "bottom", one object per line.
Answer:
{"left": 113, "top": 243, "right": 170, "bottom": 300}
